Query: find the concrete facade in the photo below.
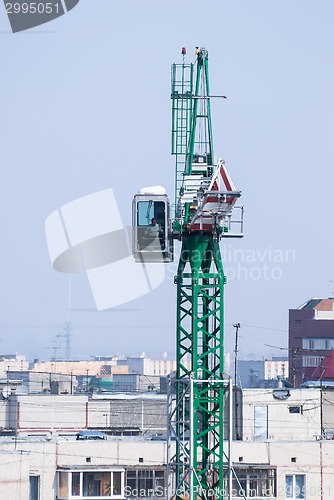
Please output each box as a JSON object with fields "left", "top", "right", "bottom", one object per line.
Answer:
{"left": 112, "top": 374, "right": 161, "bottom": 393}
{"left": 117, "top": 357, "right": 178, "bottom": 377}
{"left": 0, "top": 387, "right": 331, "bottom": 498}
{"left": 0, "top": 436, "right": 333, "bottom": 499}
{"left": 0, "top": 388, "right": 330, "bottom": 442}
{"left": 8, "top": 370, "right": 73, "bottom": 394}
{"left": 230, "top": 440, "right": 334, "bottom": 499}
{"left": 0, "top": 354, "right": 29, "bottom": 377}
{"left": 0, "top": 394, "right": 167, "bottom": 437}
{"left": 242, "top": 388, "right": 321, "bottom": 441}
{"left": 0, "top": 437, "right": 168, "bottom": 500}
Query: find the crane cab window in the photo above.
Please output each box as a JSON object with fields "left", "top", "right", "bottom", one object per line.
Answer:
{"left": 137, "top": 201, "right": 165, "bottom": 228}
{"left": 132, "top": 194, "right": 173, "bottom": 263}
{"left": 137, "top": 201, "right": 166, "bottom": 251}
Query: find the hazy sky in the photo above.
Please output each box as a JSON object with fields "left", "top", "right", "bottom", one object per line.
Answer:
{"left": 1, "top": 1, "right": 333, "bottom": 363}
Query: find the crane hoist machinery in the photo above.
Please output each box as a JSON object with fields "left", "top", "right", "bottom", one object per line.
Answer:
{"left": 133, "top": 47, "right": 244, "bottom": 500}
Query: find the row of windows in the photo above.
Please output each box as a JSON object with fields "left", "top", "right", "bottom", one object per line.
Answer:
{"left": 302, "top": 338, "right": 334, "bottom": 351}
{"left": 226, "top": 468, "right": 276, "bottom": 497}
{"left": 302, "top": 355, "right": 323, "bottom": 367}
{"left": 30, "top": 468, "right": 306, "bottom": 500}
{"left": 126, "top": 469, "right": 165, "bottom": 498}
{"left": 226, "top": 472, "right": 305, "bottom": 499}
{"left": 56, "top": 469, "right": 165, "bottom": 499}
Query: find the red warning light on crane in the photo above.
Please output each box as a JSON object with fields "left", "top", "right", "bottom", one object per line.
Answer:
{"left": 181, "top": 47, "right": 186, "bottom": 55}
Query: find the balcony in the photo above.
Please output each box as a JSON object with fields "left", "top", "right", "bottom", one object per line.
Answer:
{"left": 57, "top": 467, "right": 125, "bottom": 499}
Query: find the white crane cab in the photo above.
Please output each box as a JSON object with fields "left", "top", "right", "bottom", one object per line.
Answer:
{"left": 132, "top": 186, "right": 174, "bottom": 263}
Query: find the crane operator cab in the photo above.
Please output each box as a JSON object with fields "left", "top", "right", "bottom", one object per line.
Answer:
{"left": 132, "top": 186, "right": 174, "bottom": 263}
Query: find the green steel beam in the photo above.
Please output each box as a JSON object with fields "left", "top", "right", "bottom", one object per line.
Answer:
{"left": 187, "top": 53, "right": 202, "bottom": 175}
{"left": 187, "top": 49, "right": 214, "bottom": 175}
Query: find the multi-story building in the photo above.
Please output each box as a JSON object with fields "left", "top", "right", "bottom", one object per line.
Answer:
{"left": 0, "top": 353, "right": 29, "bottom": 376}
{"left": 288, "top": 298, "right": 334, "bottom": 386}
{"left": 237, "top": 358, "right": 289, "bottom": 388}
{"left": 0, "top": 393, "right": 167, "bottom": 438}
{"left": 116, "top": 354, "right": 231, "bottom": 378}
{"left": 0, "top": 386, "right": 333, "bottom": 499}
{"left": 2, "top": 343, "right": 334, "bottom": 498}
{"left": 1, "top": 433, "right": 334, "bottom": 500}
{"left": 0, "top": 436, "right": 168, "bottom": 500}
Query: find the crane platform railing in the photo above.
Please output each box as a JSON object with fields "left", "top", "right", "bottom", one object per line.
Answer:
{"left": 187, "top": 190, "right": 242, "bottom": 231}
{"left": 176, "top": 159, "right": 244, "bottom": 235}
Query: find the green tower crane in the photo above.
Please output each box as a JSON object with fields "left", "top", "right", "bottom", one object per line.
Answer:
{"left": 168, "top": 47, "right": 243, "bottom": 500}
{"left": 133, "top": 46, "right": 243, "bottom": 500}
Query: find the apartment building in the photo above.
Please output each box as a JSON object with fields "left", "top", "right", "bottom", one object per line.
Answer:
{"left": 0, "top": 421, "right": 334, "bottom": 499}
{"left": 0, "top": 380, "right": 332, "bottom": 498}
{"left": 289, "top": 298, "right": 334, "bottom": 386}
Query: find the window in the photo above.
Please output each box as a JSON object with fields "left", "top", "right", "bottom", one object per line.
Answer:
{"left": 72, "top": 473, "right": 80, "bottom": 496}
{"left": 137, "top": 201, "right": 165, "bottom": 227}
{"left": 254, "top": 406, "right": 268, "bottom": 441}
{"left": 224, "top": 468, "right": 276, "bottom": 497}
{"left": 289, "top": 406, "right": 302, "bottom": 414}
{"left": 125, "top": 469, "right": 166, "bottom": 498}
{"left": 285, "top": 474, "right": 305, "bottom": 499}
{"left": 136, "top": 201, "right": 166, "bottom": 251}
{"left": 29, "top": 476, "right": 40, "bottom": 500}
{"left": 58, "top": 469, "right": 124, "bottom": 499}
{"left": 59, "top": 472, "right": 69, "bottom": 497}
{"left": 83, "top": 472, "right": 105, "bottom": 496}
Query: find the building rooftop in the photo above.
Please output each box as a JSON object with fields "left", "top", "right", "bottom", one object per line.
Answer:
{"left": 299, "top": 298, "right": 322, "bottom": 310}
{"left": 298, "top": 298, "right": 334, "bottom": 311}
